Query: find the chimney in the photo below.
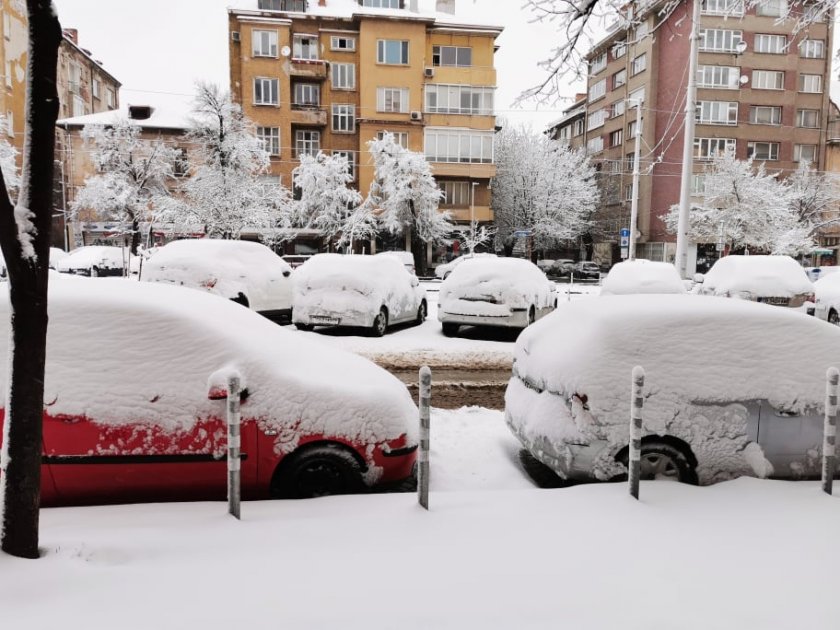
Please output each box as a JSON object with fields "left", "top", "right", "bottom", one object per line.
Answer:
{"left": 63, "top": 28, "right": 78, "bottom": 45}
{"left": 435, "top": 0, "right": 455, "bottom": 14}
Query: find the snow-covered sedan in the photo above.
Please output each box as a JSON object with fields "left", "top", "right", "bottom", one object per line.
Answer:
{"left": 0, "top": 280, "right": 417, "bottom": 505}
{"left": 293, "top": 253, "right": 427, "bottom": 336}
{"left": 434, "top": 252, "right": 497, "bottom": 280}
{"left": 142, "top": 239, "right": 293, "bottom": 323}
{"left": 438, "top": 257, "right": 556, "bottom": 337}
{"left": 695, "top": 255, "right": 814, "bottom": 309}
{"left": 57, "top": 245, "right": 131, "bottom": 277}
{"left": 813, "top": 272, "right": 840, "bottom": 325}
{"left": 600, "top": 259, "right": 686, "bottom": 295}
{"left": 506, "top": 295, "right": 840, "bottom": 486}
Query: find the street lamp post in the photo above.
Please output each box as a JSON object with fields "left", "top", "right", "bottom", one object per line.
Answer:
{"left": 470, "top": 181, "right": 478, "bottom": 255}
{"left": 628, "top": 97, "right": 643, "bottom": 261}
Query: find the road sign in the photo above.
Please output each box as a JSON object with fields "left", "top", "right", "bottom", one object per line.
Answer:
{"left": 619, "top": 227, "right": 630, "bottom": 248}
{"left": 621, "top": 246, "right": 629, "bottom": 259}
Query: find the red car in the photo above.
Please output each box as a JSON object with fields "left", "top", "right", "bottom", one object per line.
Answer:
{"left": 0, "top": 279, "right": 418, "bottom": 505}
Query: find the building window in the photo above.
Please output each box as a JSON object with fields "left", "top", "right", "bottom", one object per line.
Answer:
{"left": 4, "top": 61, "right": 11, "bottom": 88}
{"left": 612, "top": 42, "right": 627, "bottom": 59}
{"left": 747, "top": 141, "right": 779, "bottom": 160}
{"left": 424, "top": 128, "right": 494, "bottom": 163}
{"left": 691, "top": 174, "right": 706, "bottom": 195}
{"left": 425, "top": 84, "right": 494, "bottom": 115}
{"left": 756, "top": 0, "right": 786, "bottom": 16}
{"left": 694, "top": 137, "right": 736, "bottom": 159}
{"left": 92, "top": 78, "right": 101, "bottom": 99}
{"left": 440, "top": 181, "right": 470, "bottom": 206}
{"left": 755, "top": 34, "right": 786, "bottom": 53}
{"left": 295, "top": 130, "right": 321, "bottom": 158}
{"left": 2, "top": 13, "right": 9, "bottom": 41}
{"left": 361, "top": 0, "right": 400, "bottom": 7}
{"left": 696, "top": 100, "right": 738, "bottom": 125}
{"left": 749, "top": 105, "right": 781, "bottom": 125}
{"left": 573, "top": 118, "right": 585, "bottom": 136}
{"left": 68, "top": 63, "right": 81, "bottom": 94}
{"left": 799, "top": 74, "right": 823, "bottom": 93}
{"left": 330, "top": 35, "right": 356, "bottom": 51}
{"left": 331, "top": 63, "right": 356, "bottom": 89}
{"left": 800, "top": 39, "right": 825, "bottom": 58}
{"left": 607, "top": 159, "right": 621, "bottom": 174}
{"left": 252, "top": 30, "right": 278, "bottom": 57}
{"left": 557, "top": 125, "right": 571, "bottom": 142}
{"left": 631, "top": 53, "right": 646, "bottom": 75}
{"left": 377, "top": 87, "right": 409, "bottom": 113}
{"left": 173, "top": 148, "right": 189, "bottom": 177}
{"left": 331, "top": 104, "right": 356, "bottom": 133}
{"left": 5, "top": 111, "right": 12, "bottom": 138}
{"left": 752, "top": 70, "right": 784, "bottom": 90}
{"left": 612, "top": 99, "right": 625, "bottom": 118}
{"left": 588, "top": 78, "right": 606, "bottom": 102}
{"left": 794, "top": 144, "right": 817, "bottom": 163}
{"left": 293, "top": 82, "right": 319, "bottom": 106}
{"left": 72, "top": 95, "right": 85, "bottom": 117}
{"left": 586, "top": 108, "right": 607, "bottom": 131}
{"left": 257, "top": 127, "right": 280, "bottom": 156}
{"left": 624, "top": 184, "right": 634, "bottom": 201}
{"left": 259, "top": 0, "right": 306, "bottom": 9}
{"left": 589, "top": 52, "right": 607, "bottom": 74}
{"left": 378, "top": 39, "right": 409, "bottom": 65}
{"left": 587, "top": 136, "right": 604, "bottom": 154}
{"left": 628, "top": 87, "right": 645, "bottom": 106}
{"left": 332, "top": 150, "right": 355, "bottom": 178}
{"left": 701, "top": 0, "right": 744, "bottom": 16}
{"left": 254, "top": 77, "right": 280, "bottom": 105}
{"left": 377, "top": 130, "right": 408, "bottom": 147}
{"left": 627, "top": 119, "right": 640, "bottom": 138}
{"left": 106, "top": 88, "right": 116, "bottom": 109}
{"left": 609, "top": 129, "right": 623, "bottom": 147}
{"left": 612, "top": 69, "right": 626, "bottom": 89}
{"left": 796, "top": 109, "right": 820, "bottom": 128}
{"left": 293, "top": 34, "right": 319, "bottom": 60}
{"left": 635, "top": 21, "right": 649, "bottom": 40}
{"left": 697, "top": 65, "right": 739, "bottom": 89}
{"left": 699, "top": 28, "right": 743, "bottom": 53}
{"left": 432, "top": 45, "right": 472, "bottom": 67}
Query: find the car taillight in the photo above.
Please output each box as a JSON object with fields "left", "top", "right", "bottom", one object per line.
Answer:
{"left": 201, "top": 278, "right": 217, "bottom": 289}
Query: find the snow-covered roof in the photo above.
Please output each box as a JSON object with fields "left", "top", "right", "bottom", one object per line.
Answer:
{"left": 57, "top": 93, "right": 193, "bottom": 132}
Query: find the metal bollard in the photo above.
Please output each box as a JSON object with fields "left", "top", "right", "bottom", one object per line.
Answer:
{"left": 227, "top": 374, "right": 242, "bottom": 520}
{"left": 629, "top": 366, "right": 645, "bottom": 500}
{"left": 822, "top": 367, "right": 839, "bottom": 495}
{"left": 418, "top": 366, "right": 431, "bottom": 510}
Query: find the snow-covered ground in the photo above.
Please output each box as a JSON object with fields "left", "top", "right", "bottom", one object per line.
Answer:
{"left": 2, "top": 406, "right": 839, "bottom": 629}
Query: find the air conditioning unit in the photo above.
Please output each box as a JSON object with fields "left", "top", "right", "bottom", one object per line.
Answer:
{"left": 424, "top": 67, "right": 435, "bottom": 78}
{"left": 410, "top": 111, "right": 423, "bottom": 121}
{"left": 231, "top": 31, "right": 241, "bottom": 42}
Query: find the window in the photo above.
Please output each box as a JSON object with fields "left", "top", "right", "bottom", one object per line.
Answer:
{"left": 259, "top": 0, "right": 306, "bottom": 9}
{"left": 749, "top": 105, "right": 781, "bottom": 125}
{"left": 72, "top": 95, "right": 85, "bottom": 117}
{"left": 612, "top": 69, "right": 626, "bottom": 89}
{"left": 631, "top": 53, "right": 646, "bottom": 75}
{"left": 697, "top": 65, "right": 739, "bottom": 89}
{"left": 557, "top": 125, "right": 571, "bottom": 142}
{"left": 612, "top": 99, "right": 625, "bottom": 118}
{"left": 332, "top": 150, "right": 355, "bottom": 178}
{"left": 425, "top": 84, "right": 494, "bottom": 115}
{"left": 589, "top": 52, "right": 607, "bottom": 74}
{"left": 424, "top": 128, "right": 494, "bottom": 163}
{"left": 173, "top": 148, "right": 189, "bottom": 177}
{"left": 756, "top": 0, "right": 786, "bottom": 16}
{"left": 440, "top": 181, "right": 470, "bottom": 206}
{"left": 696, "top": 101, "right": 738, "bottom": 125}
{"left": 609, "top": 129, "right": 623, "bottom": 147}
{"left": 635, "top": 21, "right": 649, "bottom": 40}
{"left": 92, "top": 78, "right": 101, "bottom": 99}
{"left": 613, "top": 42, "right": 627, "bottom": 59}
{"left": 295, "top": 130, "right": 321, "bottom": 158}
{"left": 106, "top": 88, "right": 116, "bottom": 108}
{"left": 378, "top": 39, "right": 409, "bottom": 65}
{"left": 607, "top": 159, "right": 622, "bottom": 174}
{"left": 332, "top": 63, "right": 356, "bottom": 89}
{"left": 794, "top": 144, "right": 817, "bottom": 163}
{"left": 330, "top": 36, "right": 356, "bottom": 51}
{"left": 752, "top": 70, "right": 784, "bottom": 90}
{"left": 432, "top": 46, "right": 472, "bottom": 67}
{"left": 701, "top": 0, "right": 744, "bottom": 16}
{"left": 627, "top": 119, "right": 639, "bottom": 138}
{"left": 747, "top": 141, "right": 779, "bottom": 160}
{"left": 293, "top": 34, "right": 319, "bottom": 59}
{"left": 68, "top": 63, "right": 81, "bottom": 94}
{"left": 5, "top": 111, "right": 11, "bottom": 138}
{"left": 255, "top": 77, "right": 280, "bottom": 105}
{"left": 253, "top": 30, "right": 278, "bottom": 57}
{"left": 587, "top": 108, "right": 607, "bottom": 131}
{"left": 361, "top": 0, "right": 400, "bottom": 7}
{"left": 377, "top": 130, "right": 409, "bottom": 148}
{"left": 573, "top": 118, "right": 585, "bottom": 136}
{"left": 755, "top": 34, "right": 786, "bottom": 53}
{"left": 4, "top": 61, "right": 11, "bottom": 88}
{"left": 624, "top": 184, "right": 633, "bottom": 201}
{"left": 796, "top": 109, "right": 820, "bottom": 128}
{"left": 628, "top": 87, "right": 645, "bottom": 106}
{"left": 799, "top": 74, "right": 822, "bottom": 93}
{"left": 293, "top": 82, "right": 319, "bottom": 106}
{"left": 589, "top": 78, "right": 606, "bottom": 102}
{"left": 694, "top": 137, "right": 736, "bottom": 159}
{"left": 699, "top": 28, "right": 743, "bottom": 53}
{"left": 691, "top": 174, "right": 706, "bottom": 196}
{"left": 2, "top": 13, "right": 9, "bottom": 41}
{"left": 587, "top": 136, "right": 604, "bottom": 154}
{"left": 332, "top": 104, "right": 355, "bottom": 132}
{"left": 257, "top": 127, "right": 280, "bottom": 155}
{"left": 377, "top": 87, "right": 409, "bottom": 113}
{"left": 800, "top": 39, "right": 825, "bottom": 59}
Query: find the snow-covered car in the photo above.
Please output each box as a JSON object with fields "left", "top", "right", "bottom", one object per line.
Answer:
{"left": 438, "top": 257, "right": 556, "bottom": 336}
{"left": 696, "top": 255, "right": 814, "bottom": 309}
{"left": 142, "top": 239, "right": 293, "bottom": 323}
{"left": 805, "top": 266, "right": 840, "bottom": 283}
{"left": 434, "top": 252, "right": 497, "bottom": 280}
{"left": 57, "top": 245, "right": 130, "bottom": 277}
{"left": 571, "top": 261, "right": 600, "bottom": 280}
{"left": 376, "top": 250, "right": 416, "bottom": 275}
{"left": 0, "top": 279, "right": 417, "bottom": 505}
{"left": 0, "top": 247, "right": 68, "bottom": 279}
{"left": 547, "top": 259, "right": 576, "bottom": 277}
{"left": 600, "top": 259, "right": 686, "bottom": 296}
{"left": 506, "top": 294, "right": 840, "bottom": 486}
{"left": 536, "top": 259, "right": 555, "bottom": 272}
{"left": 293, "top": 253, "right": 427, "bottom": 336}
{"left": 813, "top": 273, "right": 840, "bottom": 325}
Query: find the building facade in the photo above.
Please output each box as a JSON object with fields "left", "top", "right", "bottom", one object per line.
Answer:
{"left": 58, "top": 29, "right": 121, "bottom": 121}
{"left": 0, "top": 0, "right": 28, "bottom": 156}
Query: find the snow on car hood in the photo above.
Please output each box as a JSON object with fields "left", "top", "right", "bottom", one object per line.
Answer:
{"left": 701, "top": 255, "right": 813, "bottom": 297}
{"left": 601, "top": 259, "right": 686, "bottom": 295}
{"left": 439, "top": 257, "right": 553, "bottom": 313}
{"left": 0, "top": 279, "right": 417, "bottom": 450}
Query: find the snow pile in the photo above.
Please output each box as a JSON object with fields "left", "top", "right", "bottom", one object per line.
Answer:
{"left": 506, "top": 294, "right": 840, "bottom": 483}
{"left": 57, "top": 246, "right": 131, "bottom": 273}
{"left": 439, "top": 257, "right": 554, "bottom": 316}
{"left": 600, "top": 259, "right": 686, "bottom": 295}
{"left": 700, "top": 255, "right": 813, "bottom": 298}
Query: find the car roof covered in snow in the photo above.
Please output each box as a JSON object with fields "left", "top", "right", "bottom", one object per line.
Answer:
{"left": 702, "top": 255, "right": 813, "bottom": 297}
{"left": 601, "top": 259, "right": 686, "bottom": 296}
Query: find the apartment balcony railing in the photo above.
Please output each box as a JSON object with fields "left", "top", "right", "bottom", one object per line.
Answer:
{"left": 289, "top": 58, "right": 328, "bottom": 80}
{"left": 290, "top": 105, "right": 327, "bottom": 126}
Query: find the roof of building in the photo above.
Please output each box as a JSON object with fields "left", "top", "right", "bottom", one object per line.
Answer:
{"left": 61, "top": 31, "right": 122, "bottom": 87}
{"left": 545, "top": 95, "right": 587, "bottom": 132}
{"left": 56, "top": 93, "right": 193, "bottom": 132}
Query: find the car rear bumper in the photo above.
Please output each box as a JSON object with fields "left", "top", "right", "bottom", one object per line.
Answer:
{"left": 439, "top": 309, "right": 529, "bottom": 328}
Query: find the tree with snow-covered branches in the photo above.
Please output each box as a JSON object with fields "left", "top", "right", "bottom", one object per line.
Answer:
{"left": 367, "top": 132, "right": 451, "bottom": 275}
{"left": 787, "top": 160, "right": 840, "bottom": 238}
{"left": 71, "top": 119, "right": 181, "bottom": 254}
{"left": 492, "top": 123, "right": 597, "bottom": 256}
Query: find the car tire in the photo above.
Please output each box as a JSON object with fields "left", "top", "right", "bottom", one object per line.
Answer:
{"left": 442, "top": 322, "right": 459, "bottom": 337}
{"left": 295, "top": 323, "right": 315, "bottom": 332}
{"left": 618, "top": 440, "right": 698, "bottom": 484}
{"left": 272, "top": 444, "right": 364, "bottom": 499}
{"left": 416, "top": 300, "right": 427, "bottom": 325}
{"left": 829, "top": 309, "right": 840, "bottom": 326}
{"left": 371, "top": 307, "right": 388, "bottom": 337}
{"left": 518, "top": 449, "right": 569, "bottom": 489}
{"left": 91, "top": 266, "right": 99, "bottom": 278}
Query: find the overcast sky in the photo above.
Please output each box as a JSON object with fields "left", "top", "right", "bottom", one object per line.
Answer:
{"left": 52, "top": 0, "right": 583, "bottom": 130}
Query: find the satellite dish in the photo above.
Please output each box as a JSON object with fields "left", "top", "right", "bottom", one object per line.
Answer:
{"left": 281, "top": 45, "right": 291, "bottom": 57}
{"left": 739, "top": 75, "right": 749, "bottom": 85}
{"left": 735, "top": 41, "right": 747, "bottom": 54}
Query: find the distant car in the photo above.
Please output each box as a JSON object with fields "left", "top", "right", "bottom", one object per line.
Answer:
{"left": 293, "top": 253, "right": 427, "bottom": 336}
{"left": 547, "top": 259, "right": 576, "bottom": 277}
{"left": 282, "top": 254, "right": 312, "bottom": 269}
{"left": 142, "top": 239, "right": 293, "bottom": 323}
{"left": 813, "top": 273, "right": 840, "bottom": 325}
{"left": 57, "top": 246, "right": 130, "bottom": 277}
{"left": 434, "top": 252, "right": 497, "bottom": 280}
{"left": 536, "top": 259, "right": 555, "bottom": 272}
{"left": 695, "top": 255, "right": 814, "bottom": 309}
{"left": 571, "top": 261, "right": 601, "bottom": 280}
{"left": 0, "top": 279, "right": 417, "bottom": 505}
{"left": 376, "top": 250, "right": 416, "bottom": 275}
{"left": 438, "top": 257, "right": 556, "bottom": 337}
{"left": 805, "top": 266, "right": 840, "bottom": 283}
{"left": 506, "top": 294, "right": 840, "bottom": 486}
{"left": 600, "top": 259, "right": 686, "bottom": 296}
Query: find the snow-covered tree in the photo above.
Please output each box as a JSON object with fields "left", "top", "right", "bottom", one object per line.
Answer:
{"left": 492, "top": 124, "right": 597, "bottom": 254}
{"left": 71, "top": 119, "right": 181, "bottom": 253}
{"left": 787, "top": 161, "right": 840, "bottom": 237}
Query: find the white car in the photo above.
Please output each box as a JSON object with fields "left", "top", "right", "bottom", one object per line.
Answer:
{"left": 600, "top": 259, "right": 686, "bottom": 295}
{"left": 813, "top": 273, "right": 840, "bottom": 325}
{"left": 376, "top": 250, "right": 416, "bottom": 275}
{"left": 0, "top": 247, "right": 68, "bottom": 278}
{"left": 434, "top": 252, "right": 497, "bottom": 280}
{"left": 292, "top": 253, "right": 427, "bottom": 336}
{"left": 57, "top": 246, "right": 131, "bottom": 277}
{"left": 695, "top": 255, "right": 814, "bottom": 309}
{"left": 142, "top": 239, "right": 293, "bottom": 323}
{"left": 438, "top": 257, "right": 555, "bottom": 337}
{"left": 506, "top": 294, "right": 840, "bottom": 486}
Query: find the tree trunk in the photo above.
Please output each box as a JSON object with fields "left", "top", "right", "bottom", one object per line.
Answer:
{"left": 130, "top": 217, "right": 141, "bottom": 255}
{"left": 0, "top": 0, "right": 62, "bottom": 560}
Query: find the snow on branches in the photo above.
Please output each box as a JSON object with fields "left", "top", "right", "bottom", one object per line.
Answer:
{"left": 293, "top": 152, "right": 363, "bottom": 243}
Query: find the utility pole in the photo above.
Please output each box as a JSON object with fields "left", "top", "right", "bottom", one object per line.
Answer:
{"left": 469, "top": 181, "right": 478, "bottom": 255}
{"left": 628, "top": 98, "right": 643, "bottom": 260}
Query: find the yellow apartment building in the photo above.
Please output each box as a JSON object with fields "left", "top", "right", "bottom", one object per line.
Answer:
{"left": 0, "top": 0, "right": 27, "bottom": 156}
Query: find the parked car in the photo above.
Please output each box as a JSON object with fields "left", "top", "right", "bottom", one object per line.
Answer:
{"left": 813, "top": 272, "right": 840, "bottom": 325}
{"left": 0, "top": 247, "right": 68, "bottom": 279}
{"left": 57, "top": 246, "right": 130, "bottom": 277}
{"left": 282, "top": 254, "right": 312, "bottom": 269}
{"left": 293, "top": 253, "right": 427, "bottom": 336}
{"left": 600, "top": 259, "right": 686, "bottom": 295}
{"left": 434, "top": 252, "right": 497, "bottom": 280}
{"left": 376, "top": 250, "right": 416, "bottom": 275}
{"left": 0, "top": 279, "right": 417, "bottom": 505}
{"left": 547, "top": 259, "right": 576, "bottom": 277}
{"left": 438, "top": 257, "right": 556, "bottom": 337}
{"left": 695, "top": 255, "right": 814, "bottom": 309}
{"left": 142, "top": 239, "right": 293, "bottom": 323}
{"left": 571, "top": 261, "right": 601, "bottom": 280}
{"left": 506, "top": 294, "right": 840, "bottom": 486}
{"left": 536, "top": 259, "right": 555, "bottom": 272}
{"left": 805, "top": 266, "right": 840, "bottom": 283}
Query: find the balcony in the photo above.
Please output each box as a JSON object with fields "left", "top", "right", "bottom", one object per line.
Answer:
{"left": 290, "top": 105, "right": 327, "bottom": 126}
{"left": 444, "top": 205, "right": 493, "bottom": 224}
{"left": 289, "top": 58, "right": 328, "bottom": 80}
{"left": 429, "top": 161, "right": 496, "bottom": 179}
{"left": 828, "top": 121, "right": 840, "bottom": 144}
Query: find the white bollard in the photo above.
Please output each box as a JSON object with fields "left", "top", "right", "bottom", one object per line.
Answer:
{"left": 418, "top": 366, "right": 431, "bottom": 510}
{"left": 629, "top": 366, "right": 645, "bottom": 500}
{"left": 822, "top": 368, "right": 839, "bottom": 496}
{"left": 227, "top": 374, "right": 242, "bottom": 520}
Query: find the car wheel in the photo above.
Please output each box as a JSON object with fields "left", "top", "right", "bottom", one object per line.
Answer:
{"left": 619, "top": 441, "right": 698, "bottom": 484}
{"left": 416, "top": 300, "right": 427, "bottom": 325}
{"left": 295, "top": 323, "right": 315, "bottom": 332}
{"left": 442, "top": 322, "right": 459, "bottom": 337}
{"left": 371, "top": 307, "right": 388, "bottom": 337}
{"left": 91, "top": 266, "right": 99, "bottom": 278}
{"left": 829, "top": 309, "right": 840, "bottom": 326}
{"left": 272, "top": 444, "right": 363, "bottom": 499}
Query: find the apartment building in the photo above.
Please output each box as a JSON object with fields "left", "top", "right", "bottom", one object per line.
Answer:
{"left": 228, "top": 0, "right": 502, "bottom": 257}
{"left": 546, "top": 92, "right": 587, "bottom": 150}
{"left": 58, "top": 29, "right": 121, "bottom": 121}
{"left": 583, "top": 0, "right": 833, "bottom": 269}
{"left": 0, "top": 0, "right": 27, "bottom": 155}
